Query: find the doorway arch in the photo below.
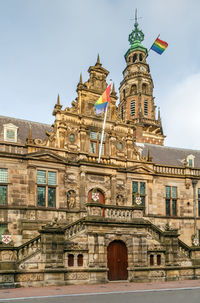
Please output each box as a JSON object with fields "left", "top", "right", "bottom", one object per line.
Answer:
{"left": 107, "top": 240, "right": 128, "bottom": 281}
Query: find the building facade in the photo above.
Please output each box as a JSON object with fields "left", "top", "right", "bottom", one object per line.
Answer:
{"left": 1, "top": 20, "right": 200, "bottom": 288}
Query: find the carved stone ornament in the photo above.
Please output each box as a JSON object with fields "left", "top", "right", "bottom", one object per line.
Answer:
{"left": 92, "top": 192, "right": 99, "bottom": 202}
{"left": 1, "top": 234, "right": 12, "bottom": 245}
{"left": 67, "top": 190, "right": 76, "bottom": 208}
{"left": 116, "top": 194, "right": 124, "bottom": 206}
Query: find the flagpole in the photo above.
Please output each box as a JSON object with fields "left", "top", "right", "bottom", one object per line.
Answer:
{"left": 98, "top": 80, "right": 112, "bottom": 163}
{"left": 148, "top": 34, "right": 160, "bottom": 53}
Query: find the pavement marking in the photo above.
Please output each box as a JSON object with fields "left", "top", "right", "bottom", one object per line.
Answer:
{"left": 1, "top": 286, "right": 200, "bottom": 301}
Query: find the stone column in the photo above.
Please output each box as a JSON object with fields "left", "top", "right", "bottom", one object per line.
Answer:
{"left": 79, "top": 171, "right": 86, "bottom": 209}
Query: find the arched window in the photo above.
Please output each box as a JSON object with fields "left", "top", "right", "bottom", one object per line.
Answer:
{"left": 157, "top": 254, "right": 161, "bottom": 266}
{"left": 130, "top": 84, "right": 137, "bottom": 95}
{"left": 130, "top": 101, "right": 135, "bottom": 116}
{"left": 142, "top": 83, "right": 148, "bottom": 94}
{"left": 68, "top": 254, "right": 74, "bottom": 267}
{"left": 133, "top": 54, "right": 137, "bottom": 63}
{"left": 139, "top": 53, "right": 143, "bottom": 61}
{"left": 144, "top": 100, "right": 148, "bottom": 116}
{"left": 150, "top": 254, "right": 154, "bottom": 266}
{"left": 77, "top": 254, "right": 83, "bottom": 266}
{"left": 123, "top": 89, "right": 126, "bottom": 99}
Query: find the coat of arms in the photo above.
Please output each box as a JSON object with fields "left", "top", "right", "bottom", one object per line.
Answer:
{"left": 1, "top": 234, "right": 12, "bottom": 244}
{"left": 135, "top": 193, "right": 142, "bottom": 205}
{"left": 92, "top": 192, "right": 99, "bottom": 202}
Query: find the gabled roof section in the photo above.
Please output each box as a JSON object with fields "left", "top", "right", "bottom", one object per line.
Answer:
{"left": 126, "top": 164, "right": 154, "bottom": 174}
{"left": 139, "top": 143, "right": 200, "bottom": 168}
{"left": 0, "top": 115, "right": 52, "bottom": 144}
{"left": 25, "top": 150, "right": 67, "bottom": 164}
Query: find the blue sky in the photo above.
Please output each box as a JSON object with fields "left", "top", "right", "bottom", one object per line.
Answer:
{"left": 0, "top": 0, "right": 200, "bottom": 149}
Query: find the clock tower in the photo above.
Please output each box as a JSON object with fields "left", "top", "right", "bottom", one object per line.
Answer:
{"left": 119, "top": 13, "right": 165, "bottom": 145}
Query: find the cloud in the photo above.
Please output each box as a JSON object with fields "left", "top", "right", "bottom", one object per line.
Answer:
{"left": 163, "top": 73, "right": 200, "bottom": 149}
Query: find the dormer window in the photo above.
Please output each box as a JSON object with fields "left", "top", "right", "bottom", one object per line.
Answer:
{"left": 186, "top": 154, "right": 195, "bottom": 167}
{"left": 3, "top": 124, "right": 18, "bottom": 143}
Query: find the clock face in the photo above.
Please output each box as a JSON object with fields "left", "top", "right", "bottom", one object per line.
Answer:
{"left": 140, "top": 66, "right": 147, "bottom": 72}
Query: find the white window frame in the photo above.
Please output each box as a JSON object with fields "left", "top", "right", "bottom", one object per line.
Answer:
{"left": 3, "top": 123, "right": 18, "bottom": 143}
{"left": 187, "top": 154, "right": 195, "bottom": 167}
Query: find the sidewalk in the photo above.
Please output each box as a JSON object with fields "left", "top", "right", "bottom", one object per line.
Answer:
{"left": 0, "top": 279, "right": 200, "bottom": 300}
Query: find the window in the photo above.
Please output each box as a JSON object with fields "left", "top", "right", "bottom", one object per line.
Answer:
{"left": 165, "top": 186, "right": 177, "bottom": 216}
{"left": 139, "top": 54, "right": 143, "bottom": 61}
{"left": 133, "top": 54, "right": 137, "bottom": 63}
{"left": 123, "top": 89, "right": 126, "bottom": 99}
{"left": 69, "top": 133, "right": 75, "bottom": 142}
{"left": 130, "top": 101, "right": 136, "bottom": 116}
{"left": 68, "top": 254, "right": 74, "bottom": 267}
{"left": 157, "top": 255, "right": 161, "bottom": 265}
{"left": 37, "top": 170, "right": 56, "bottom": 208}
{"left": 77, "top": 254, "right": 83, "bottom": 266}
{"left": 0, "top": 169, "right": 8, "bottom": 205}
{"left": 132, "top": 181, "right": 146, "bottom": 206}
{"left": 142, "top": 83, "right": 148, "bottom": 94}
{"left": 150, "top": 255, "right": 154, "bottom": 266}
{"left": 121, "top": 105, "right": 124, "bottom": 120}
{"left": 90, "top": 132, "right": 106, "bottom": 155}
{"left": 3, "top": 123, "right": 18, "bottom": 143}
{"left": 187, "top": 155, "right": 195, "bottom": 167}
{"left": 117, "top": 142, "right": 123, "bottom": 150}
{"left": 144, "top": 100, "right": 148, "bottom": 116}
{"left": 130, "top": 84, "right": 137, "bottom": 95}
{"left": 0, "top": 223, "right": 8, "bottom": 242}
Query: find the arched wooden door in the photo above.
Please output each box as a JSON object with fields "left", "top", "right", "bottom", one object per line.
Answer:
{"left": 107, "top": 240, "right": 128, "bottom": 281}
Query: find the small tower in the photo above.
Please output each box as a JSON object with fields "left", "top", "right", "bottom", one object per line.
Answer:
{"left": 119, "top": 10, "right": 165, "bottom": 145}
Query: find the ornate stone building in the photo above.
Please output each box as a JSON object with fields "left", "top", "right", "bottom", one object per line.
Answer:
{"left": 1, "top": 19, "right": 200, "bottom": 287}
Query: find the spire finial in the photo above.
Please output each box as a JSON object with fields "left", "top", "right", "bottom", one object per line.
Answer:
{"left": 97, "top": 53, "right": 100, "bottom": 64}
{"left": 112, "top": 83, "right": 116, "bottom": 94}
{"left": 27, "top": 125, "right": 34, "bottom": 144}
{"left": 28, "top": 125, "right": 32, "bottom": 140}
{"left": 158, "top": 107, "right": 161, "bottom": 120}
{"left": 79, "top": 73, "right": 82, "bottom": 84}
{"left": 57, "top": 94, "right": 60, "bottom": 105}
{"left": 128, "top": 9, "right": 144, "bottom": 46}
{"left": 135, "top": 8, "right": 138, "bottom": 25}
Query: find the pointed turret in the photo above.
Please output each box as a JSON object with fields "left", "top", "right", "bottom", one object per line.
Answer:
{"left": 79, "top": 73, "right": 82, "bottom": 84}
{"left": 53, "top": 94, "right": 62, "bottom": 116}
{"left": 95, "top": 54, "right": 101, "bottom": 66}
{"left": 26, "top": 125, "right": 34, "bottom": 144}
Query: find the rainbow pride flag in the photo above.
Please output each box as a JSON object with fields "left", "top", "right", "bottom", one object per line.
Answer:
{"left": 150, "top": 37, "right": 168, "bottom": 55}
{"left": 95, "top": 84, "right": 111, "bottom": 114}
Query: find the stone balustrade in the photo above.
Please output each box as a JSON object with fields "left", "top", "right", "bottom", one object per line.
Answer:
{"left": 17, "top": 235, "right": 41, "bottom": 262}
{"left": 86, "top": 203, "right": 144, "bottom": 221}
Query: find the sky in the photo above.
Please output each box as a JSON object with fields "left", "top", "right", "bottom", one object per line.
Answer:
{"left": 0, "top": 0, "right": 200, "bottom": 149}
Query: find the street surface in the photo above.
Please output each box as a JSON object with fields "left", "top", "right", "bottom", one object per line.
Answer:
{"left": 0, "top": 280, "right": 200, "bottom": 303}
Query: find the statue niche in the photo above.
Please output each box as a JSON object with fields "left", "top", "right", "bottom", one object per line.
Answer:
{"left": 67, "top": 190, "right": 76, "bottom": 209}
{"left": 116, "top": 194, "right": 124, "bottom": 206}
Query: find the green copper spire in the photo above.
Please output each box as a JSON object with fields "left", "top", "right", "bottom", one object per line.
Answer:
{"left": 125, "top": 9, "right": 147, "bottom": 60}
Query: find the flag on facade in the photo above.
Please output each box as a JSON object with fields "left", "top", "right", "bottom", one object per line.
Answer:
{"left": 95, "top": 84, "right": 111, "bottom": 114}
{"left": 150, "top": 37, "right": 168, "bottom": 55}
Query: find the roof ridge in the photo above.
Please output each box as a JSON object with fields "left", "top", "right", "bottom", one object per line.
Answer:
{"left": 144, "top": 143, "right": 200, "bottom": 153}
{"left": 0, "top": 115, "right": 52, "bottom": 127}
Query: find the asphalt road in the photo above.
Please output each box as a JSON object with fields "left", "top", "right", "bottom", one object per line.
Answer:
{"left": 1, "top": 288, "right": 200, "bottom": 303}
